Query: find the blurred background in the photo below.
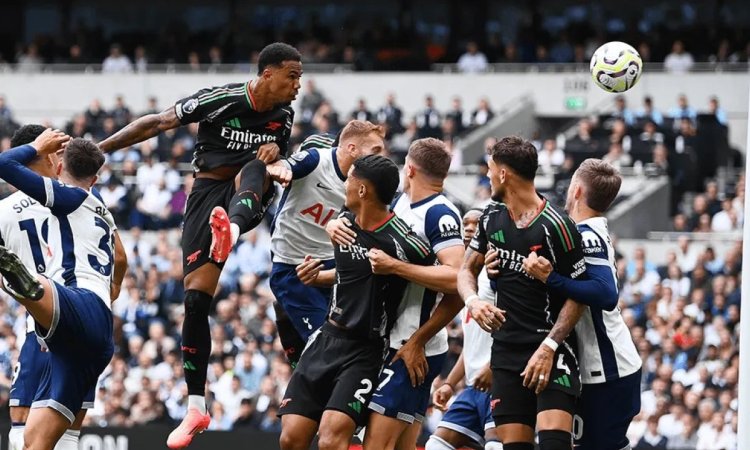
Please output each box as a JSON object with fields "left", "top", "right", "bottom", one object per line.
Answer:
{"left": 0, "top": 1, "right": 748, "bottom": 449}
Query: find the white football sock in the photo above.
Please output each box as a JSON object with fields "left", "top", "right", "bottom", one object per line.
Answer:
{"left": 188, "top": 395, "right": 207, "bottom": 415}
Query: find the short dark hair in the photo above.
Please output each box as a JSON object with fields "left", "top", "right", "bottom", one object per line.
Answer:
{"left": 10, "top": 124, "right": 46, "bottom": 147}
{"left": 408, "top": 138, "right": 451, "bottom": 179}
{"left": 575, "top": 158, "right": 622, "bottom": 212}
{"left": 489, "top": 136, "right": 538, "bottom": 181}
{"left": 64, "top": 138, "right": 105, "bottom": 180}
{"left": 352, "top": 155, "right": 400, "bottom": 206}
{"left": 257, "top": 42, "right": 301, "bottom": 75}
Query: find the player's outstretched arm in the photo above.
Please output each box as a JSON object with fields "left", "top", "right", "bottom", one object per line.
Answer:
{"left": 459, "top": 248, "right": 505, "bottom": 332}
{"left": 524, "top": 254, "right": 619, "bottom": 311}
{"left": 99, "top": 106, "right": 181, "bottom": 153}
{"left": 111, "top": 231, "right": 128, "bottom": 302}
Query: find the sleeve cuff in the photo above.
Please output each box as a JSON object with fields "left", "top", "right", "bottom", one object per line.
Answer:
{"left": 546, "top": 271, "right": 562, "bottom": 287}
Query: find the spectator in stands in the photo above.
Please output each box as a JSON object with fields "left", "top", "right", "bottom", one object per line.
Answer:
{"left": 65, "top": 44, "right": 86, "bottom": 64}
{"left": 637, "top": 96, "right": 664, "bottom": 127}
{"left": 613, "top": 95, "right": 636, "bottom": 126}
{"left": 16, "top": 43, "right": 43, "bottom": 73}
{"left": 208, "top": 46, "right": 223, "bottom": 72}
{"left": 0, "top": 95, "right": 13, "bottom": 124}
{"left": 671, "top": 213, "right": 688, "bottom": 232}
{"left": 603, "top": 142, "right": 632, "bottom": 169}
{"left": 376, "top": 93, "right": 404, "bottom": 135}
{"left": 709, "top": 39, "right": 732, "bottom": 65}
{"left": 102, "top": 44, "right": 134, "bottom": 73}
{"left": 350, "top": 97, "right": 374, "bottom": 122}
{"left": 676, "top": 235, "right": 700, "bottom": 273}
{"left": 111, "top": 95, "right": 132, "bottom": 129}
{"left": 635, "top": 415, "right": 668, "bottom": 449}
{"left": 537, "top": 138, "right": 565, "bottom": 171}
{"left": 639, "top": 121, "right": 664, "bottom": 148}
{"left": 566, "top": 118, "right": 600, "bottom": 154}
{"left": 85, "top": 98, "right": 107, "bottom": 135}
{"left": 609, "top": 119, "right": 632, "bottom": 152}
{"left": 233, "top": 398, "right": 261, "bottom": 429}
{"left": 457, "top": 41, "right": 488, "bottom": 73}
{"left": 471, "top": 97, "right": 494, "bottom": 127}
{"left": 134, "top": 46, "right": 148, "bottom": 73}
{"left": 708, "top": 97, "right": 728, "bottom": 126}
{"left": 187, "top": 51, "right": 202, "bottom": 72}
{"left": 389, "top": 119, "right": 417, "bottom": 160}
{"left": 669, "top": 95, "right": 697, "bottom": 126}
{"left": 710, "top": 199, "right": 739, "bottom": 232}
{"left": 704, "top": 181, "right": 723, "bottom": 216}
{"left": 300, "top": 79, "right": 325, "bottom": 126}
{"left": 208, "top": 402, "right": 233, "bottom": 431}
{"left": 444, "top": 96, "right": 469, "bottom": 136}
{"left": 311, "top": 99, "right": 339, "bottom": 134}
{"left": 416, "top": 95, "right": 442, "bottom": 139}
{"left": 664, "top": 40, "right": 695, "bottom": 74}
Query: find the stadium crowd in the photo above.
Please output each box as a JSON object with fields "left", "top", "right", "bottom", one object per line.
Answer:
{"left": 1, "top": 1, "right": 749, "bottom": 72}
{"left": 0, "top": 83, "right": 744, "bottom": 449}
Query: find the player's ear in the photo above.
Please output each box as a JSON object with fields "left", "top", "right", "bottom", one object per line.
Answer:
{"left": 56, "top": 161, "right": 63, "bottom": 176}
{"left": 358, "top": 183, "right": 366, "bottom": 198}
{"left": 89, "top": 175, "right": 98, "bottom": 188}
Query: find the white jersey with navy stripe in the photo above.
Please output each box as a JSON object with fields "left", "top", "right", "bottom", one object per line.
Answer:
{"left": 389, "top": 192, "right": 463, "bottom": 357}
{"left": 0, "top": 192, "right": 59, "bottom": 332}
{"left": 575, "top": 217, "right": 641, "bottom": 384}
{"left": 43, "top": 185, "right": 117, "bottom": 309}
{"left": 0, "top": 145, "right": 117, "bottom": 309}
{"left": 271, "top": 144, "right": 345, "bottom": 265}
{"left": 461, "top": 268, "right": 493, "bottom": 385}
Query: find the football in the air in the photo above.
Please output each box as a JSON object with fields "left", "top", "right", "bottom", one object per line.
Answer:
{"left": 590, "top": 41, "right": 643, "bottom": 93}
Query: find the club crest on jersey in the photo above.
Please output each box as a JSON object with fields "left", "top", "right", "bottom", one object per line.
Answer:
{"left": 265, "top": 121, "right": 282, "bottom": 131}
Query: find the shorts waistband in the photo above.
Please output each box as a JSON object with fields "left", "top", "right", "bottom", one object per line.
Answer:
{"left": 321, "top": 321, "right": 377, "bottom": 343}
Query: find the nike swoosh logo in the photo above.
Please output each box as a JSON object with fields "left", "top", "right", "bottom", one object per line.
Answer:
{"left": 316, "top": 182, "right": 332, "bottom": 191}
{"left": 206, "top": 102, "right": 236, "bottom": 121}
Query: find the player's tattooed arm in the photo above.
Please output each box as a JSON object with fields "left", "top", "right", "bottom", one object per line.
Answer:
{"left": 547, "top": 298, "right": 586, "bottom": 344}
{"left": 99, "top": 106, "right": 181, "bottom": 153}
{"left": 459, "top": 248, "right": 505, "bottom": 332}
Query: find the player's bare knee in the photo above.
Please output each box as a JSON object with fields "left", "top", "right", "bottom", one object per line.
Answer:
{"left": 279, "top": 430, "right": 306, "bottom": 450}
{"left": 317, "top": 430, "right": 349, "bottom": 450}
{"left": 537, "top": 429, "right": 573, "bottom": 450}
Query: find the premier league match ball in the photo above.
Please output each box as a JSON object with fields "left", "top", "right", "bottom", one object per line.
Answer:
{"left": 590, "top": 41, "right": 643, "bottom": 93}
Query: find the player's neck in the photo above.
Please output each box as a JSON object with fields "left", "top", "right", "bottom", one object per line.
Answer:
{"left": 248, "top": 79, "right": 276, "bottom": 112}
{"left": 59, "top": 173, "right": 89, "bottom": 190}
{"left": 571, "top": 205, "right": 601, "bottom": 223}
{"left": 504, "top": 184, "right": 542, "bottom": 219}
{"left": 335, "top": 148, "right": 354, "bottom": 175}
{"left": 354, "top": 203, "right": 392, "bottom": 231}
{"left": 408, "top": 177, "right": 442, "bottom": 204}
